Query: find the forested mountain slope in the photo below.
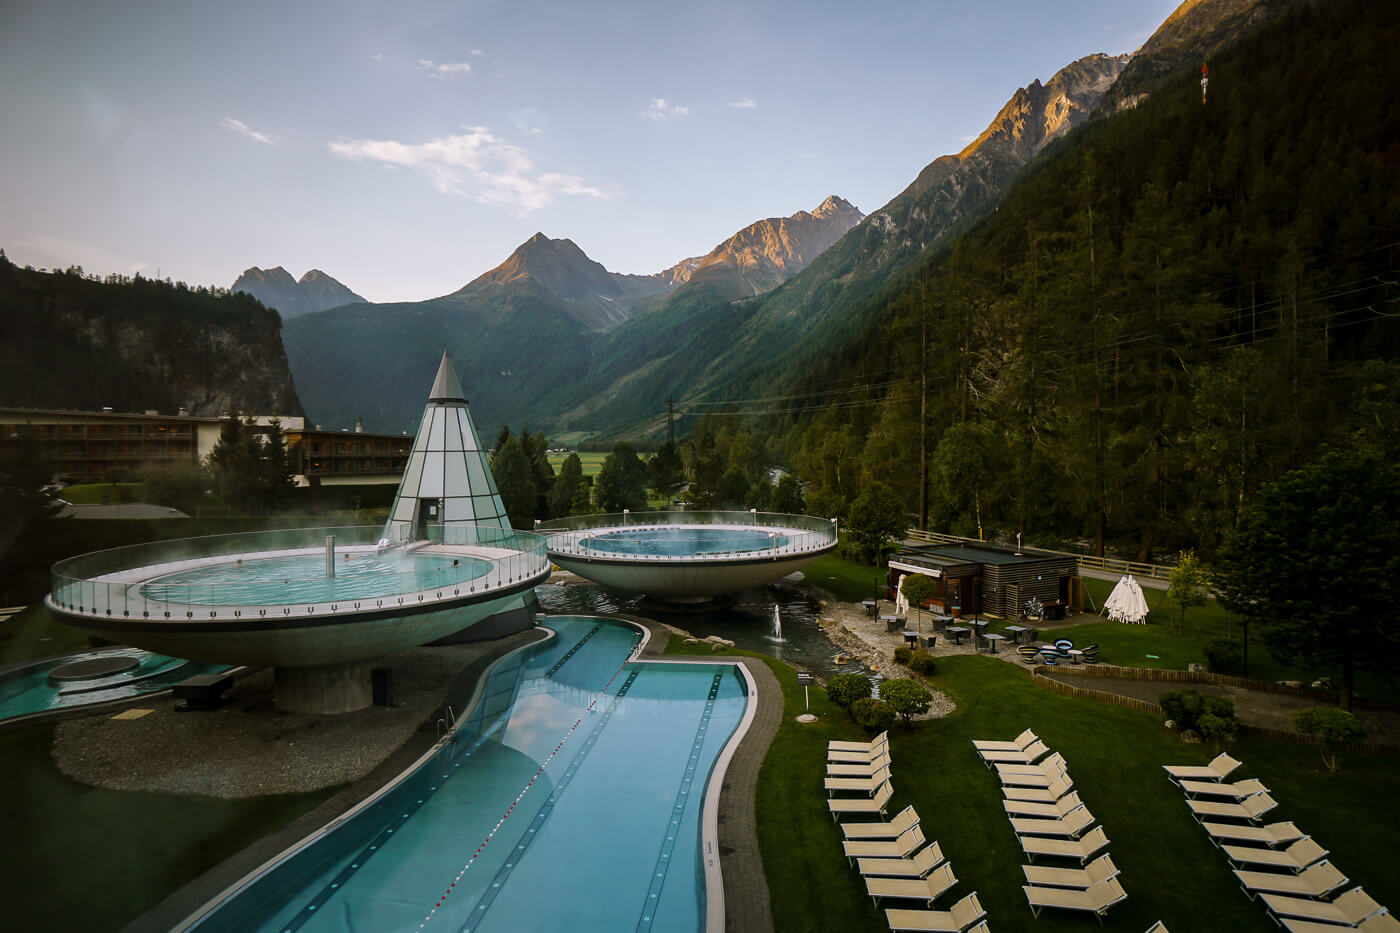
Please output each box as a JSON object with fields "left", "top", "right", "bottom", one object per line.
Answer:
{"left": 766, "top": 0, "right": 1399, "bottom": 561}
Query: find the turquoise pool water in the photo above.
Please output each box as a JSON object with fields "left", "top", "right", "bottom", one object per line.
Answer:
{"left": 0, "top": 648, "right": 229, "bottom": 722}
{"left": 580, "top": 527, "right": 790, "bottom": 557}
{"left": 192, "top": 617, "right": 748, "bottom": 932}
{"left": 139, "top": 552, "right": 493, "bottom": 606}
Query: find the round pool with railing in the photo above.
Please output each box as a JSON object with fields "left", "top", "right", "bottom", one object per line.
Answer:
{"left": 536, "top": 511, "right": 838, "bottom": 600}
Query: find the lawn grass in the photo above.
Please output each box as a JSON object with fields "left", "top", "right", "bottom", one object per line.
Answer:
{"left": 802, "top": 553, "right": 884, "bottom": 604}
{"left": 59, "top": 482, "right": 144, "bottom": 504}
{"left": 0, "top": 721, "right": 337, "bottom": 931}
{"left": 0, "top": 603, "right": 91, "bottom": 666}
{"left": 545, "top": 451, "right": 610, "bottom": 478}
{"left": 669, "top": 640, "right": 1400, "bottom": 931}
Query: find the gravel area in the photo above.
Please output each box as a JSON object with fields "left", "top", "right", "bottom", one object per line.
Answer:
{"left": 52, "top": 637, "right": 528, "bottom": 798}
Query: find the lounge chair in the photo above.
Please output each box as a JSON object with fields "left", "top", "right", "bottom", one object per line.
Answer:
{"left": 1023, "top": 877, "right": 1127, "bottom": 918}
{"left": 866, "top": 863, "right": 959, "bottom": 906}
{"left": 830, "top": 737, "right": 891, "bottom": 763}
{"left": 1234, "top": 861, "right": 1348, "bottom": 900}
{"left": 1260, "top": 887, "right": 1385, "bottom": 927}
{"left": 1039, "top": 651, "right": 1060, "bottom": 666}
{"left": 830, "top": 730, "right": 888, "bottom": 753}
{"left": 1179, "top": 777, "right": 1269, "bottom": 799}
{"left": 1278, "top": 910, "right": 1400, "bottom": 933}
{"left": 972, "top": 728, "right": 1037, "bottom": 752}
{"left": 1009, "top": 806, "right": 1096, "bottom": 839}
{"left": 826, "top": 764, "right": 893, "bottom": 796}
{"left": 997, "top": 752, "right": 1067, "bottom": 776}
{"left": 828, "top": 753, "right": 893, "bottom": 777}
{"left": 858, "top": 841, "right": 946, "bottom": 879}
{"left": 1000, "top": 763, "right": 1070, "bottom": 789}
{"left": 1003, "top": 791, "right": 1086, "bottom": 819}
{"left": 1144, "top": 923, "right": 1169, "bottom": 933}
{"left": 1003, "top": 775, "right": 1075, "bottom": 802}
{"left": 843, "top": 805, "right": 919, "bottom": 841}
{"left": 829, "top": 781, "right": 893, "bottom": 821}
{"left": 1020, "top": 826, "right": 1110, "bottom": 864}
{"left": 885, "top": 892, "right": 986, "bottom": 932}
{"left": 1017, "top": 645, "right": 1042, "bottom": 664}
{"left": 1202, "top": 820, "right": 1304, "bottom": 848}
{"left": 979, "top": 739, "right": 1054, "bottom": 768}
{"left": 1022, "top": 854, "right": 1119, "bottom": 889}
{"left": 1164, "top": 752, "right": 1243, "bottom": 783}
{"left": 844, "top": 825, "right": 926, "bottom": 864}
{"left": 1187, "top": 792, "right": 1277, "bottom": 822}
{"left": 1222, "top": 837, "right": 1328, "bottom": 871}
{"left": 1081, "top": 644, "right": 1100, "bottom": 664}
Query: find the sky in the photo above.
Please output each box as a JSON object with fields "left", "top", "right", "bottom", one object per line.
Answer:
{"left": 0, "top": 0, "right": 1180, "bottom": 303}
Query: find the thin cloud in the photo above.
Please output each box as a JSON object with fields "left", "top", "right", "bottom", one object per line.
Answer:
{"left": 370, "top": 52, "right": 384, "bottom": 62}
{"left": 221, "top": 116, "right": 277, "bottom": 145}
{"left": 327, "top": 126, "right": 607, "bottom": 213}
{"left": 470, "top": 48, "right": 484, "bottom": 56}
{"left": 419, "top": 59, "right": 472, "bottom": 78}
{"left": 728, "top": 97, "right": 758, "bottom": 109}
{"left": 642, "top": 98, "right": 690, "bottom": 121}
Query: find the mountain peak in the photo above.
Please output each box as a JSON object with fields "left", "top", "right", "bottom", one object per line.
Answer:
{"left": 231, "top": 266, "right": 366, "bottom": 319}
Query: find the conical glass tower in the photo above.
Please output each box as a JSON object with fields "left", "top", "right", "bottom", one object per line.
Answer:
{"left": 383, "top": 352, "right": 509, "bottom": 545}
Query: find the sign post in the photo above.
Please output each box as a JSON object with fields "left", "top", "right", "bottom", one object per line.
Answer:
{"left": 796, "top": 673, "right": 817, "bottom": 723}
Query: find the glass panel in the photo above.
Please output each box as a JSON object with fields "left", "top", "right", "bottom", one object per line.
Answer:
{"left": 466, "top": 453, "right": 490, "bottom": 492}
{"left": 443, "top": 407, "right": 462, "bottom": 452}
{"left": 401, "top": 451, "right": 425, "bottom": 496}
{"left": 445, "top": 497, "right": 474, "bottom": 521}
{"left": 444, "top": 455, "right": 470, "bottom": 497}
{"left": 412, "top": 409, "right": 433, "bottom": 450}
{"left": 473, "top": 495, "right": 503, "bottom": 521}
{"left": 420, "top": 452, "right": 444, "bottom": 498}
{"left": 393, "top": 497, "right": 415, "bottom": 520}
{"left": 459, "top": 409, "right": 482, "bottom": 452}
{"left": 427, "top": 407, "right": 446, "bottom": 451}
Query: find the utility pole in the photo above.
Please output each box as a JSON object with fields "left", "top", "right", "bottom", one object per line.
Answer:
{"left": 665, "top": 397, "right": 676, "bottom": 445}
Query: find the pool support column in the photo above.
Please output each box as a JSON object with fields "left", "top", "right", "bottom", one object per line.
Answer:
{"left": 325, "top": 536, "right": 335, "bottom": 578}
{"left": 275, "top": 661, "right": 375, "bottom": 714}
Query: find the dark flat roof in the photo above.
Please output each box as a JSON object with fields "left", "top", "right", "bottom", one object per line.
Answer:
{"left": 899, "top": 544, "right": 1075, "bottom": 567}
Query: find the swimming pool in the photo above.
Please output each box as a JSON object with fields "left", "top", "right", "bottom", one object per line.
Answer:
{"left": 0, "top": 648, "right": 229, "bottom": 723}
{"left": 579, "top": 527, "right": 790, "bottom": 557}
{"left": 139, "top": 552, "right": 495, "bottom": 606}
{"left": 186, "top": 617, "right": 750, "bottom": 932}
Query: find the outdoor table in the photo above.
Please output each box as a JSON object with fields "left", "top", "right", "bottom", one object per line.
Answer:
{"left": 902, "top": 630, "right": 920, "bottom": 648}
{"left": 983, "top": 633, "right": 1007, "bottom": 654}
{"left": 930, "top": 614, "right": 954, "bottom": 630}
{"left": 863, "top": 600, "right": 878, "bottom": 617}
{"left": 1067, "top": 648, "right": 1084, "bottom": 664}
{"left": 946, "top": 626, "right": 969, "bottom": 645}
{"left": 1005, "top": 625, "right": 1029, "bottom": 643}
{"left": 881, "top": 614, "right": 901, "bottom": 633}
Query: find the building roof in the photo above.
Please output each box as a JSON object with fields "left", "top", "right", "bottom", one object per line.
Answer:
{"left": 927, "top": 544, "right": 1073, "bottom": 567}
{"left": 429, "top": 352, "right": 467, "bottom": 403}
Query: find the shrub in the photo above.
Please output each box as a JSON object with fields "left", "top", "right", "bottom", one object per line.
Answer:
{"left": 1203, "top": 637, "right": 1245, "bottom": 674}
{"left": 851, "top": 698, "right": 896, "bottom": 734}
{"left": 1161, "top": 689, "right": 1234, "bottom": 733}
{"left": 879, "top": 678, "right": 934, "bottom": 723}
{"left": 907, "top": 650, "right": 936, "bottom": 675}
{"left": 1294, "top": 707, "right": 1367, "bottom": 773}
{"left": 893, "top": 646, "right": 912, "bottom": 666}
{"left": 901, "top": 574, "right": 939, "bottom": 608}
{"left": 825, "top": 673, "right": 873, "bottom": 711}
{"left": 1197, "top": 712, "right": 1239, "bottom": 747}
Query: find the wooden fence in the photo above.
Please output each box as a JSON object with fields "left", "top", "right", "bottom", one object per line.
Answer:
{"left": 1030, "top": 667, "right": 1164, "bottom": 716}
{"left": 905, "top": 529, "right": 1175, "bottom": 582}
{"left": 1053, "top": 662, "right": 1400, "bottom": 714}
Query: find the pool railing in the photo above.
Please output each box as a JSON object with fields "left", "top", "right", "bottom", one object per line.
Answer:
{"left": 535, "top": 510, "right": 838, "bottom": 561}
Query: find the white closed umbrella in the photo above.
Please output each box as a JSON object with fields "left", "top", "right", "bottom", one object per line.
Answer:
{"left": 895, "top": 573, "right": 909, "bottom": 615}
{"left": 1105, "top": 574, "right": 1150, "bottom": 624}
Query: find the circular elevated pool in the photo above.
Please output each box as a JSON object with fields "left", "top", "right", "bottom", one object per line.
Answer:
{"left": 579, "top": 527, "right": 790, "bottom": 557}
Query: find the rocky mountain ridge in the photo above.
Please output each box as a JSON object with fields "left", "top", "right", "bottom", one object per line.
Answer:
{"left": 231, "top": 266, "right": 366, "bottom": 319}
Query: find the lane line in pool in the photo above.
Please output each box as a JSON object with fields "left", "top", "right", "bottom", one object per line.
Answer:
{"left": 544, "top": 623, "right": 603, "bottom": 677}
{"left": 456, "top": 666, "right": 642, "bottom": 933}
{"left": 413, "top": 632, "right": 639, "bottom": 932}
{"left": 635, "top": 671, "right": 725, "bottom": 933}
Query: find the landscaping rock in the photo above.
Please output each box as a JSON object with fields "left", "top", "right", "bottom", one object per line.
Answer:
{"left": 1180, "top": 730, "right": 1203, "bottom": 744}
{"left": 1188, "top": 663, "right": 1207, "bottom": 673}
{"left": 1278, "top": 680, "right": 1303, "bottom": 688}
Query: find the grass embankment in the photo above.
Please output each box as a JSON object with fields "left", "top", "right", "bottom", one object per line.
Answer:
{"left": 668, "top": 641, "right": 1399, "bottom": 932}
{"left": 0, "top": 722, "right": 336, "bottom": 931}
{"left": 802, "top": 553, "right": 884, "bottom": 604}
{"left": 545, "top": 451, "right": 609, "bottom": 478}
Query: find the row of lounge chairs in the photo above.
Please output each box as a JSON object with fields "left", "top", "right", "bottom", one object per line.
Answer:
{"left": 974, "top": 729, "right": 1127, "bottom": 919}
{"left": 1165, "top": 753, "right": 1398, "bottom": 932}
{"left": 827, "top": 732, "right": 989, "bottom": 932}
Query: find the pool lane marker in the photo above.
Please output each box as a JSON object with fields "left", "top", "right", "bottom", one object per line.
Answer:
{"left": 635, "top": 671, "right": 725, "bottom": 933}
{"left": 456, "top": 666, "right": 642, "bottom": 933}
{"left": 414, "top": 632, "right": 640, "bottom": 932}
{"left": 544, "top": 623, "right": 603, "bottom": 677}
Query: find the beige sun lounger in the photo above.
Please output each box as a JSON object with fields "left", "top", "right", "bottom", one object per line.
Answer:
{"left": 1022, "top": 854, "right": 1119, "bottom": 889}
{"left": 1004, "top": 791, "right": 1086, "bottom": 819}
{"left": 1261, "top": 887, "right": 1385, "bottom": 926}
{"left": 843, "top": 805, "right": 919, "bottom": 841}
{"left": 858, "top": 842, "right": 946, "bottom": 879}
{"left": 828, "top": 753, "right": 893, "bottom": 777}
{"left": 826, "top": 764, "right": 893, "bottom": 796}
{"left": 1187, "top": 792, "right": 1277, "bottom": 822}
{"left": 1000, "top": 763, "right": 1069, "bottom": 788}
{"left": 1202, "top": 820, "right": 1304, "bottom": 848}
{"left": 1009, "top": 806, "right": 1096, "bottom": 839}
{"left": 1234, "top": 861, "right": 1348, "bottom": 900}
{"left": 1278, "top": 910, "right": 1400, "bottom": 933}
{"left": 1003, "top": 775, "right": 1075, "bottom": 802}
{"left": 1024, "top": 877, "right": 1127, "bottom": 918}
{"left": 830, "top": 730, "right": 888, "bottom": 753}
{"left": 1021, "top": 826, "right": 1110, "bottom": 864}
{"left": 1179, "top": 777, "right": 1269, "bottom": 799}
{"left": 972, "top": 728, "right": 1037, "bottom": 752}
{"left": 829, "top": 739, "right": 890, "bottom": 763}
{"left": 1223, "top": 836, "right": 1327, "bottom": 871}
{"left": 886, "top": 892, "right": 986, "bottom": 932}
{"left": 844, "top": 825, "right": 926, "bottom": 863}
{"left": 829, "top": 780, "right": 893, "bottom": 821}
{"left": 867, "top": 862, "right": 959, "bottom": 907}
{"left": 997, "top": 751, "right": 1067, "bottom": 776}
{"left": 980, "top": 740, "right": 1054, "bottom": 767}
{"left": 1164, "top": 752, "right": 1242, "bottom": 783}
{"left": 1144, "top": 923, "right": 1169, "bottom": 933}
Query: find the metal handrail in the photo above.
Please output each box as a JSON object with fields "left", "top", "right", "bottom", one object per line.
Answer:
{"left": 905, "top": 528, "right": 1176, "bottom": 582}
{"left": 537, "top": 511, "right": 838, "bottom": 561}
